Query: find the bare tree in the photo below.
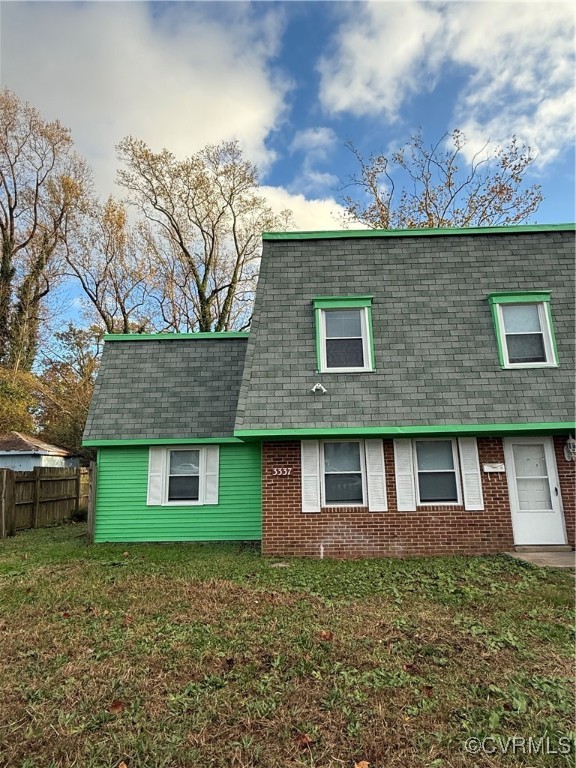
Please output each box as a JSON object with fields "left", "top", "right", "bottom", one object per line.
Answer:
{"left": 116, "top": 138, "right": 292, "bottom": 332}
{"left": 0, "top": 88, "right": 91, "bottom": 370}
{"left": 342, "top": 129, "right": 543, "bottom": 230}
{"left": 64, "top": 197, "right": 155, "bottom": 334}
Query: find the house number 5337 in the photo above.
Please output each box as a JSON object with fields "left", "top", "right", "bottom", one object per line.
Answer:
{"left": 272, "top": 468, "right": 292, "bottom": 476}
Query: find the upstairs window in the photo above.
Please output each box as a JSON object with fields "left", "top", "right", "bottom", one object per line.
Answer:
{"left": 488, "top": 292, "right": 558, "bottom": 369}
{"left": 313, "top": 296, "right": 374, "bottom": 372}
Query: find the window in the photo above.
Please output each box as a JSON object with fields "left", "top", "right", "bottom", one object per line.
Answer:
{"left": 301, "top": 439, "right": 387, "bottom": 512}
{"left": 393, "top": 437, "right": 484, "bottom": 511}
{"left": 147, "top": 445, "right": 219, "bottom": 505}
{"left": 313, "top": 296, "right": 374, "bottom": 372}
{"left": 322, "top": 441, "right": 365, "bottom": 505}
{"left": 167, "top": 449, "right": 200, "bottom": 501}
{"left": 488, "top": 292, "right": 557, "bottom": 368}
{"left": 413, "top": 440, "right": 461, "bottom": 504}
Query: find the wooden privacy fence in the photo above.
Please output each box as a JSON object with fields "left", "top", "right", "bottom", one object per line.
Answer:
{"left": 0, "top": 466, "right": 89, "bottom": 538}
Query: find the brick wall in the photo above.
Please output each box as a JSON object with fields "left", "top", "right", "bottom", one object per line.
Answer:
{"left": 262, "top": 437, "right": 575, "bottom": 558}
{"left": 554, "top": 436, "right": 575, "bottom": 547}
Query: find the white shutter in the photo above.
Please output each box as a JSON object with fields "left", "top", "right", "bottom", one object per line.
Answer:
{"left": 301, "top": 440, "right": 321, "bottom": 513}
{"left": 147, "top": 447, "right": 164, "bottom": 505}
{"left": 458, "top": 438, "right": 484, "bottom": 511}
{"left": 394, "top": 439, "right": 416, "bottom": 511}
{"left": 365, "top": 440, "right": 387, "bottom": 512}
{"left": 203, "top": 445, "right": 220, "bottom": 505}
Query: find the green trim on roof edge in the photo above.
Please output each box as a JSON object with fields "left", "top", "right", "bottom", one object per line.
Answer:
{"left": 83, "top": 437, "right": 245, "bottom": 446}
{"left": 234, "top": 422, "right": 575, "bottom": 439}
{"left": 103, "top": 332, "right": 249, "bottom": 342}
{"left": 263, "top": 223, "right": 575, "bottom": 241}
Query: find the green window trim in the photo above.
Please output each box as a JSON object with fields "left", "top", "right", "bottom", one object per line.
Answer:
{"left": 312, "top": 296, "right": 375, "bottom": 373}
{"left": 488, "top": 291, "right": 558, "bottom": 368}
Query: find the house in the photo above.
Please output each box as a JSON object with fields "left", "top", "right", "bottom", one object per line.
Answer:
{"left": 0, "top": 432, "right": 77, "bottom": 471}
{"left": 83, "top": 223, "right": 575, "bottom": 557}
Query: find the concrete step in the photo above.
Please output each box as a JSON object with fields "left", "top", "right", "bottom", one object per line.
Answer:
{"left": 514, "top": 545, "right": 573, "bottom": 552}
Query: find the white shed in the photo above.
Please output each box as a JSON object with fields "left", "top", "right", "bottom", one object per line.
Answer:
{"left": 0, "top": 432, "right": 77, "bottom": 471}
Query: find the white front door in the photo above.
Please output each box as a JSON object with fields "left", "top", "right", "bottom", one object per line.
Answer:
{"left": 504, "top": 437, "right": 567, "bottom": 546}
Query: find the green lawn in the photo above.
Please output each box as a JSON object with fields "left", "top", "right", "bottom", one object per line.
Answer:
{"left": 0, "top": 524, "right": 573, "bottom": 768}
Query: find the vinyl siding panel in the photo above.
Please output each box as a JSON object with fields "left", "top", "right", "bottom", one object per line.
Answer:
{"left": 94, "top": 444, "right": 261, "bottom": 542}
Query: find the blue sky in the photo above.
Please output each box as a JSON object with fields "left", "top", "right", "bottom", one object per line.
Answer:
{"left": 1, "top": 0, "right": 574, "bottom": 231}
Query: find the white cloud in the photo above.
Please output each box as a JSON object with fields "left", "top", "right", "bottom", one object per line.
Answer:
{"left": 447, "top": 2, "right": 575, "bottom": 165}
{"left": 288, "top": 126, "right": 339, "bottom": 194}
{"left": 318, "top": 2, "right": 443, "bottom": 121}
{"left": 290, "top": 127, "right": 337, "bottom": 155}
{"left": 0, "top": 2, "right": 289, "bottom": 196}
{"left": 318, "top": 1, "right": 575, "bottom": 165}
{"left": 261, "top": 186, "right": 351, "bottom": 231}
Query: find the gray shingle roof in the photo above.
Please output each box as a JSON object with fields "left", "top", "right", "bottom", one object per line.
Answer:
{"left": 84, "top": 337, "right": 247, "bottom": 441}
{"left": 235, "top": 228, "right": 575, "bottom": 432}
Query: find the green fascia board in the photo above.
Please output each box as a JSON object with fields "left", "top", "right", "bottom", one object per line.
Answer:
{"left": 103, "top": 332, "right": 249, "bottom": 342}
{"left": 234, "top": 422, "right": 575, "bottom": 439}
{"left": 263, "top": 223, "right": 575, "bottom": 241}
{"left": 488, "top": 291, "right": 551, "bottom": 305}
{"left": 83, "top": 437, "right": 245, "bottom": 447}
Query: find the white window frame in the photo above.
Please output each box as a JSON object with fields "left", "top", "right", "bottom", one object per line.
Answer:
{"left": 413, "top": 439, "right": 462, "bottom": 506}
{"left": 320, "top": 440, "right": 367, "bottom": 508}
{"left": 495, "top": 302, "right": 557, "bottom": 369}
{"left": 164, "top": 447, "right": 204, "bottom": 506}
{"left": 147, "top": 445, "right": 219, "bottom": 507}
{"left": 320, "top": 307, "right": 372, "bottom": 373}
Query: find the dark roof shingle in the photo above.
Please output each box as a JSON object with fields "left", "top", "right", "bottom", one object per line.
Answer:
{"left": 236, "top": 228, "right": 575, "bottom": 432}
{"left": 84, "top": 337, "right": 247, "bottom": 441}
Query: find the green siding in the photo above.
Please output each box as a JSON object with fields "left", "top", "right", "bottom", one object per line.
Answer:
{"left": 94, "top": 443, "right": 262, "bottom": 542}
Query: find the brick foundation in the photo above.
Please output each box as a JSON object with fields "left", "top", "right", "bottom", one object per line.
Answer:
{"left": 262, "top": 437, "right": 575, "bottom": 558}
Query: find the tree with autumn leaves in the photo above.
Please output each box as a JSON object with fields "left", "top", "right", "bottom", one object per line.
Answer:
{"left": 342, "top": 129, "right": 542, "bottom": 230}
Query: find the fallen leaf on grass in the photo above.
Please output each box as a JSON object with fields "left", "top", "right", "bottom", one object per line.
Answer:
{"left": 118, "top": 763, "right": 128, "bottom": 768}
{"left": 295, "top": 733, "right": 313, "bottom": 748}
{"left": 62, "top": 612, "right": 71, "bottom": 619}
{"left": 319, "top": 630, "right": 334, "bottom": 642}
{"left": 109, "top": 700, "right": 126, "bottom": 715}
{"left": 354, "top": 761, "right": 370, "bottom": 768}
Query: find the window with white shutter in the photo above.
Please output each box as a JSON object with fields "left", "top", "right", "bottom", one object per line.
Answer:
{"left": 147, "top": 446, "right": 220, "bottom": 506}
{"left": 301, "top": 441, "right": 321, "bottom": 513}
{"left": 393, "top": 437, "right": 484, "bottom": 511}
{"left": 393, "top": 439, "right": 416, "bottom": 511}
{"left": 300, "top": 440, "right": 387, "bottom": 511}
{"left": 365, "top": 439, "right": 387, "bottom": 512}
{"left": 457, "top": 438, "right": 484, "bottom": 511}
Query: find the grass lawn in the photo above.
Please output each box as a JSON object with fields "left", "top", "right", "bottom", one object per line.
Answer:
{"left": 0, "top": 524, "right": 573, "bottom": 768}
